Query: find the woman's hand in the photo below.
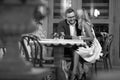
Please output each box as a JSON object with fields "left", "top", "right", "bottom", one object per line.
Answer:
{"left": 72, "top": 36, "right": 79, "bottom": 40}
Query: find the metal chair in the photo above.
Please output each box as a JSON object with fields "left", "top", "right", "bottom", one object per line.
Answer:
{"left": 20, "top": 34, "right": 43, "bottom": 67}
{"left": 93, "top": 34, "right": 113, "bottom": 73}
{"left": 20, "top": 34, "right": 55, "bottom": 67}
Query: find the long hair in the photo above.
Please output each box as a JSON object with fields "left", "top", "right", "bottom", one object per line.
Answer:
{"left": 77, "top": 9, "right": 93, "bottom": 27}
{"left": 83, "top": 9, "right": 91, "bottom": 23}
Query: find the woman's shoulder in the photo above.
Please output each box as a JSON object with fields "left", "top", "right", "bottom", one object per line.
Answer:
{"left": 82, "top": 21, "right": 93, "bottom": 31}
{"left": 82, "top": 21, "right": 92, "bottom": 25}
{"left": 82, "top": 21, "right": 93, "bottom": 27}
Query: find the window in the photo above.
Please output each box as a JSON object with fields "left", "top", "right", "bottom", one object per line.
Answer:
{"left": 53, "top": 0, "right": 61, "bottom": 19}
{"left": 93, "top": 23, "right": 109, "bottom": 33}
{"left": 82, "top": 0, "right": 109, "bottom": 19}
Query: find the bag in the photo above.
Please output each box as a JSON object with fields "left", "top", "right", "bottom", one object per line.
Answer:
{"left": 76, "top": 26, "right": 103, "bottom": 63}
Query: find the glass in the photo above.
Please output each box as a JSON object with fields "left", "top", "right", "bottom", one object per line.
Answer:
{"left": 53, "top": 32, "right": 59, "bottom": 39}
{"left": 59, "top": 32, "right": 65, "bottom": 39}
{"left": 53, "top": 0, "right": 72, "bottom": 19}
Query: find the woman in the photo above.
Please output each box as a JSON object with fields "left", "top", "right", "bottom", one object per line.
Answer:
{"left": 70, "top": 9, "right": 94, "bottom": 80}
{"left": 31, "top": 5, "right": 49, "bottom": 39}
{"left": 21, "top": 5, "right": 49, "bottom": 61}
{"left": 31, "top": 5, "right": 50, "bottom": 59}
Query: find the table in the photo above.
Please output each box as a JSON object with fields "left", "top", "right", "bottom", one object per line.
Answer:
{"left": 39, "top": 39, "right": 86, "bottom": 80}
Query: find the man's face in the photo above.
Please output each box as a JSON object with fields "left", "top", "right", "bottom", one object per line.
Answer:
{"left": 66, "top": 12, "right": 76, "bottom": 25}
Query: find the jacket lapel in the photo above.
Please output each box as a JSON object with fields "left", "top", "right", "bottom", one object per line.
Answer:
{"left": 75, "top": 20, "right": 81, "bottom": 36}
{"left": 64, "top": 20, "right": 81, "bottom": 36}
{"left": 64, "top": 20, "right": 70, "bottom": 35}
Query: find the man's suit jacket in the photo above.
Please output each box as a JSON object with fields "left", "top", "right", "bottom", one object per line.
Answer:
{"left": 56, "top": 19, "right": 82, "bottom": 57}
{"left": 57, "top": 19, "right": 81, "bottom": 39}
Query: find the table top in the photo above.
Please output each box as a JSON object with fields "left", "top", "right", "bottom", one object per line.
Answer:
{"left": 39, "top": 39, "right": 86, "bottom": 46}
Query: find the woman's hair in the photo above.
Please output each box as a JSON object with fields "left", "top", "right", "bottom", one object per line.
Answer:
{"left": 83, "top": 9, "right": 91, "bottom": 23}
{"left": 77, "top": 9, "right": 93, "bottom": 26}
{"left": 33, "top": 5, "right": 49, "bottom": 24}
{"left": 77, "top": 9, "right": 93, "bottom": 29}
{"left": 77, "top": 9, "right": 90, "bottom": 22}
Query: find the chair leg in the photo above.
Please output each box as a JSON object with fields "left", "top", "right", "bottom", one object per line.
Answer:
{"left": 91, "top": 64, "right": 94, "bottom": 73}
{"left": 108, "top": 57, "right": 112, "bottom": 69}
{"left": 21, "top": 44, "right": 30, "bottom": 61}
{"left": 39, "top": 49, "right": 43, "bottom": 67}
{"left": 30, "top": 45, "right": 36, "bottom": 67}
{"left": 80, "top": 72, "right": 86, "bottom": 80}
{"left": 35, "top": 45, "right": 39, "bottom": 66}
{"left": 106, "top": 59, "right": 109, "bottom": 70}
{"left": 94, "top": 62, "right": 97, "bottom": 74}
{"left": 39, "top": 44, "right": 43, "bottom": 67}
{"left": 103, "top": 58, "right": 109, "bottom": 71}
{"left": 103, "top": 58, "right": 107, "bottom": 70}
{"left": 2, "top": 48, "right": 6, "bottom": 55}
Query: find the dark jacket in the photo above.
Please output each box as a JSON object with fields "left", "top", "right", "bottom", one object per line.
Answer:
{"left": 56, "top": 19, "right": 82, "bottom": 57}
{"left": 57, "top": 19, "right": 81, "bottom": 39}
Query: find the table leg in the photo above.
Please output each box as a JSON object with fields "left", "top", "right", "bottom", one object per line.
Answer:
{"left": 53, "top": 47, "right": 66, "bottom": 80}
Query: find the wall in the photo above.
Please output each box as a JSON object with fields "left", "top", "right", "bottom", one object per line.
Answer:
{"left": 112, "top": 0, "right": 120, "bottom": 67}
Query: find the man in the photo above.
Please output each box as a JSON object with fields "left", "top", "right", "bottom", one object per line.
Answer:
{"left": 57, "top": 8, "right": 81, "bottom": 57}
{"left": 56, "top": 8, "right": 82, "bottom": 80}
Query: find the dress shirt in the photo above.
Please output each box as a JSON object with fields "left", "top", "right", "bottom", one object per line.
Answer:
{"left": 69, "top": 23, "right": 77, "bottom": 36}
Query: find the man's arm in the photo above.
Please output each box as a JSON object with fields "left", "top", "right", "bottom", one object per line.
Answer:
{"left": 57, "top": 21, "right": 72, "bottom": 39}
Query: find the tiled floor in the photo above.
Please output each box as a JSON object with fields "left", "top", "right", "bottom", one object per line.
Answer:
{"left": 29, "top": 59, "right": 120, "bottom": 80}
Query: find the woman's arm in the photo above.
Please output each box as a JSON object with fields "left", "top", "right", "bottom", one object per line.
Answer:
{"left": 81, "top": 22, "right": 94, "bottom": 41}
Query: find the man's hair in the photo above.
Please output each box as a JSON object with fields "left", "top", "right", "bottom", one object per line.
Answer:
{"left": 65, "top": 8, "right": 75, "bottom": 15}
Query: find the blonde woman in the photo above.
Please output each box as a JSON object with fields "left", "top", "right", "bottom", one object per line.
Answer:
{"left": 70, "top": 9, "right": 102, "bottom": 80}
{"left": 70, "top": 9, "right": 94, "bottom": 80}
{"left": 31, "top": 5, "right": 49, "bottom": 59}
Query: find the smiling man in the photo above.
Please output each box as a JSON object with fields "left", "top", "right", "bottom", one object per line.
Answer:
{"left": 56, "top": 8, "right": 82, "bottom": 80}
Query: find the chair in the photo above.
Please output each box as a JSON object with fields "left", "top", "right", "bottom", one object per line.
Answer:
{"left": 20, "top": 34, "right": 56, "bottom": 80}
{"left": 0, "top": 48, "right": 6, "bottom": 59}
{"left": 93, "top": 34, "right": 113, "bottom": 73}
{"left": 20, "top": 34, "right": 55, "bottom": 68}
{"left": 20, "top": 34, "right": 43, "bottom": 67}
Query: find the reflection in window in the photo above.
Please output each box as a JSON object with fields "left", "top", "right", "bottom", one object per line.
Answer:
{"left": 53, "top": 0, "right": 61, "bottom": 19}
{"left": 93, "top": 23, "right": 109, "bottom": 34}
{"left": 61, "top": 0, "right": 72, "bottom": 13}
{"left": 53, "top": 0, "right": 72, "bottom": 19}
{"left": 82, "top": 0, "right": 109, "bottom": 19}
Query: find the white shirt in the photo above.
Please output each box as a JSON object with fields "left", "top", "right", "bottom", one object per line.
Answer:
{"left": 69, "top": 23, "right": 76, "bottom": 36}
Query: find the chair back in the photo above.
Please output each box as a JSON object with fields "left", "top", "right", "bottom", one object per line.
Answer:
{"left": 20, "top": 34, "right": 43, "bottom": 62}
{"left": 103, "top": 34, "right": 113, "bottom": 56}
{"left": 20, "top": 36, "right": 31, "bottom": 61}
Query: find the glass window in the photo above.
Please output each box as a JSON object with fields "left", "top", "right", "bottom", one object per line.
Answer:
{"left": 93, "top": 23, "right": 109, "bottom": 34}
{"left": 82, "top": 0, "right": 109, "bottom": 19}
{"left": 53, "top": 0, "right": 61, "bottom": 19}
{"left": 53, "top": 0, "right": 72, "bottom": 19}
